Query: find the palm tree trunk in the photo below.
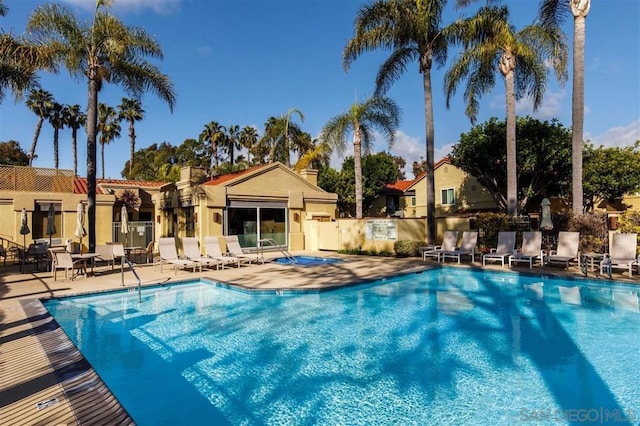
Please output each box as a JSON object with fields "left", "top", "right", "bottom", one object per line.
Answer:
{"left": 28, "top": 118, "right": 43, "bottom": 166}
{"left": 86, "top": 78, "right": 99, "bottom": 253}
{"left": 422, "top": 66, "right": 436, "bottom": 246}
{"left": 72, "top": 128, "right": 78, "bottom": 176}
{"left": 571, "top": 12, "right": 587, "bottom": 215}
{"left": 129, "top": 120, "right": 135, "bottom": 174}
{"left": 354, "top": 131, "right": 363, "bottom": 219}
{"left": 53, "top": 128, "right": 59, "bottom": 169}
{"left": 504, "top": 68, "right": 518, "bottom": 217}
{"left": 101, "top": 142, "right": 105, "bottom": 179}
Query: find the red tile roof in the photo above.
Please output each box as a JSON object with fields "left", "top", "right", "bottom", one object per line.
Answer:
{"left": 73, "top": 177, "right": 167, "bottom": 194}
{"left": 383, "top": 157, "right": 452, "bottom": 193}
{"left": 202, "top": 165, "right": 263, "bottom": 186}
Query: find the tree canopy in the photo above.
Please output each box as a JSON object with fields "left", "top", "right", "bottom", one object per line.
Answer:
{"left": 0, "top": 140, "right": 29, "bottom": 165}
{"left": 451, "top": 116, "right": 572, "bottom": 212}
{"left": 583, "top": 141, "right": 640, "bottom": 211}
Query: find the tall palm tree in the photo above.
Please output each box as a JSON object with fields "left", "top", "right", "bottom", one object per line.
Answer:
{"left": 27, "top": 1, "right": 175, "bottom": 251}
{"left": 283, "top": 108, "right": 305, "bottom": 167}
{"left": 224, "top": 124, "right": 240, "bottom": 165}
{"left": 117, "top": 97, "right": 145, "bottom": 175}
{"left": 199, "top": 121, "right": 226, "bottom": 173}
{"left": 25, "top": 88, "right": 54, "bottom": 166}
{"left": 239, "top": 125, "right": 258, "bottom": 165}
{"left": 538, "top": 0, "right": 590, "bottom": 215}
{"left": 47, "top": 102, "right": 68, "bottom": 169}
{"left": 66, "top": 104, "right": 86, "bottom": 176}
{"left": 320, "top": 96, "right": 401, "bottom": 218}
{"left": 343, "top": 0, "right": 448, "bottom": 244}
{"left": 97, "top": 103, "right": 121, "bottom": 179}
{"left": 444, "top": 5, "right": 567, "bottom": 216}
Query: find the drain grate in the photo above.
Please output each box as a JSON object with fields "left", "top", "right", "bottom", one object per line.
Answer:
{"left": 36, "top": 397, "right": 59, "bottom": 410}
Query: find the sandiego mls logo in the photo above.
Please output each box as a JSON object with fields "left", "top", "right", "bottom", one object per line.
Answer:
{"left": 520, "top": 408, "right": 636, "bottom": 423}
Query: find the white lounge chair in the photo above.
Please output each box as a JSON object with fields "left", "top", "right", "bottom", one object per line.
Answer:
{"left": 158, "top": 237, "right": 200, "bottom": 274}
{"left": 423, "top": 231, "right": 459, "bottom": 261}
{"left": 509, "top": 231, "right": 543, "bottom": 269}
{"left": 204, "top": 236, "right": 242, "bottom": 268}
{"left": 600, "top": 233, "right": 639, "bottom": 277}
{"left": 95, "top": 244, "right": 116, "bottom": 270}
{"left": 441, "top": 231, "right": 478, "bottom": 264}
{"left": 482, "top": 231, "right": 516, "bottom": 267}
{"left": 182, "top": 237, "right": 220, "bottom": 269}
{"left": 225, "top": 235, "right": 264, "bottom": 265}
{"left": 546, "top": 231, "right": 580, "bottom": 269}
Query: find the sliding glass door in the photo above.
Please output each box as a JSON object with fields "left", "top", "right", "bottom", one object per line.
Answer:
{"left": 225, "top": 205, "right": 287, "bottom": 249}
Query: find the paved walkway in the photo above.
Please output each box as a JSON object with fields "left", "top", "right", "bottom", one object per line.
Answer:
{"left": 0, "top": 253, "right": 637, "bottom": 425}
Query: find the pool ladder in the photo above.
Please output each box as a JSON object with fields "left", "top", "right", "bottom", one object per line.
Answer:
{"left": 258, "top": 238, "right": 295, "bottom": 263}
{"left": 120, "top": 256, "right": 143, "bottom": 302}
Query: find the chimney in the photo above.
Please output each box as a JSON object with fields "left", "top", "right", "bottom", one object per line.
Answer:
{"left": 297, "top": 169, "right": 318, "bottom": 186}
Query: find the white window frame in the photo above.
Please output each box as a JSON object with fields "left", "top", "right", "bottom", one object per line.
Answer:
{"left": 441, "top": 188, "right": 455, "bottom": 205}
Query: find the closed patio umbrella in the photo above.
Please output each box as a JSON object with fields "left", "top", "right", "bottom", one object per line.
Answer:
{"left": 46, "top": 203, "right": 56, "bottom": 245}
{"left": 540, "top": 198, "right": 553, "bottom": 231}
{"left": 121, "top": 205, "right": 129, "bottom": 246}
{"left": 19, "top": 208, "right": 30, "bottom": 248}
{"left": 75, "top": 202, "right": 87, "bottom": 251}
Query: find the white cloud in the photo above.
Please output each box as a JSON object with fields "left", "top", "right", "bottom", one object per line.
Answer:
{"left": 62, "top": 0, "right": 181, "bottom": 15}
{"left": 519, "top": 90, "right": 566, "bottom": 120}
{"left": 586, "top": 119, "right": 640, "bottom": 148}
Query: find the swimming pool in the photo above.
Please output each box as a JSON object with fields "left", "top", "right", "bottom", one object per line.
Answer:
{"left": 272, "top": 255, "right": 343, "bottom": 266}
{"left": 43, "top": 268, "right": 639, "bottom": 425}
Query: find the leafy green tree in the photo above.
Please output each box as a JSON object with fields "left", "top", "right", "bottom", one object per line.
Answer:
{"left": 66, "top": 104, "right": 86, "bottom": 176}
{"left": 117, "top": 97, "right": 144, "bottom": 175}
{"left": 294, "top": 139, "right": 332, "bottom": 171}
{"left": 320, "top": 96, "right": 400, "bottom": 218}
{"left": 412, "top": 157, "right": 427, "bottom": 178}
{"left": 0, "top": 140, "right": 29, "bottom": 165}
{"left": 174, "top": 138, "right": 210, "bottom": 170}
{"left": 27, "top": 0, "right": 176, "bottom": 251}
{"left": 125, "top": 142, "right": 177, "bottom": 181}
{"left": 97, "top": 103, "right": 121, "bottom": 179}
{"left": 25, "top": 88, "right": 53, "bottom": 165}
{"left": 583, "top": 142, "right": 640, "bottom": 211}
{"left": 538, "top": 0, "right": 591, "bottom": 214}
{"left": 47, "top": 102, "right": 68, "bottom": 169}
{"left": 259, "top": 115, "right": 308, "bottom": 165}
{"left": 327, "top": 153, "right": 400, "bottom": 217}
{"left": 343, "top": 0, "right": 449, "bottom": 243}
{"left": 451, "top": 116, "right": 572, "bottom": 212}
{"left": 444, "top": 5, "right": 567, "bottom": 216}
{"left": 222, "top": 124, "right": 240, "bottom": 165}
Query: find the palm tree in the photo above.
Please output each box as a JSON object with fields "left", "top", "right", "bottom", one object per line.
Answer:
{"left": 538, "top": 0, "right": 590, "bottom": 215}
{"left": 239, "top": 125, "right": 258, "bottom": 164}
{"left": 97, "top": 103, "right": 121, "bottom": 179}
{"left": 199, "top": 121, "right": 226, "bottom": 173}
{"left": 224, "top": 124, "right": 240, "bottom": 165}
{"left": 444, "top": 5, "right": 567, "bottom": 216}
{"left": 343, "top": 0, "right": 449, "bottom": 244}
{"left": 27, "top": 1, "right": 176, "bottom": 252}
{"left": 0, "top": 1, "right": 53, "bottom": 104}
{"left": 320, "top": 96, "right": 401, "bottom": 218}
{"left": 117, "top": 97, "right": 145, "bottom": 175}
{"left": 283, "top": 108, "right": 305, "bottom": 167}
{"left": 47, "top": 102, "right": 68, "bottom": 169}
{"left": 25, "top": 88, "right": 53, "bottom": 166}
{"left": 66, "top": 104, "right": 86, "bottom": 176}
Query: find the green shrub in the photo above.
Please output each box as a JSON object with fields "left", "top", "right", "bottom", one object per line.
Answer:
{"left": 475, "top": 213, "right": 510, "bottom": 249}
{"left": 394, "top": 240, "right": 421, "bottom": 257}
{"left": 568, "top": 212, "right": 608, "bottom": 253}
{"left": 618, "top": 211, "right": 640, "bottom": 255}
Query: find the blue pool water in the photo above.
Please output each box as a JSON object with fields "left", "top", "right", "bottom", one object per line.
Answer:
{"left": 43, "top": 268, "right": 640, "bottom": 425}
{"left": 272, "top": 255, "right": 343, "bottom": 266}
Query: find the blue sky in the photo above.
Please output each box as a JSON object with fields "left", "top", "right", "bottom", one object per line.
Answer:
{"left": 1, "top": 0, "right": 639, "bottom": 180}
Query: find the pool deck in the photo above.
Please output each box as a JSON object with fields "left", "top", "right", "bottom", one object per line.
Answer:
{"left": 1, "top": 252, "right": 638, "bottom": 425}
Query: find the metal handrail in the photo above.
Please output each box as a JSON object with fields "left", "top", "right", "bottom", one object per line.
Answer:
{"left": 120, "top": 256, "right": 143, "bottom": 303}
{"left": 258, "top": 238, "right": 295, "bottom": 262}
